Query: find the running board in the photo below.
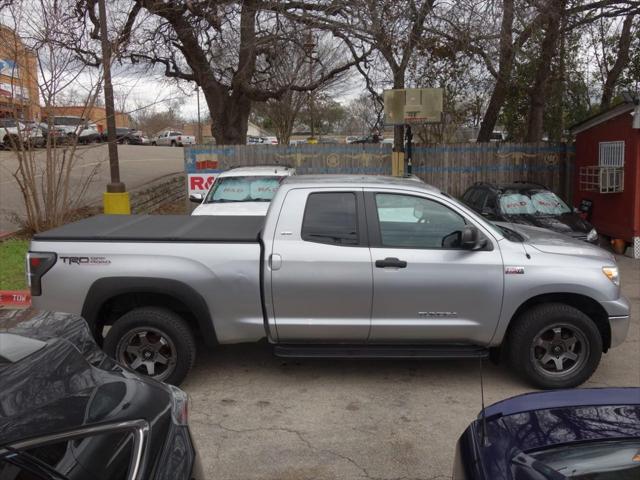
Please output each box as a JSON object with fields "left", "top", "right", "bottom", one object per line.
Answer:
{"left": 273, "top": 344, "right": 489, "bottom": 359}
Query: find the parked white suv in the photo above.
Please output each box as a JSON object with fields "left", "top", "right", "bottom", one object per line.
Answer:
{"left": 190, "top": 165, "right": 295, "bottom": 216}
{"left": 152, "top": 130, "right": 196, "bottom": 147}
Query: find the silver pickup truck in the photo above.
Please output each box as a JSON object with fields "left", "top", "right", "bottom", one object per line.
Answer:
{"left": 28, "top": 176, "right": 630, "bottom": 388}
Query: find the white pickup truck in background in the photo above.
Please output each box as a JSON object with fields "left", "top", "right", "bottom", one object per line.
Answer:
{"left": 152, "top": 130, "right": 196, "bottom": 147}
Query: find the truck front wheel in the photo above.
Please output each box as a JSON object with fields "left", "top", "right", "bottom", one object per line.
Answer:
{"left": 507, "top": 303, "right": 602, "bottom": 389}
{"left": 104, "top": 307, "right": 196, "bottom": 385}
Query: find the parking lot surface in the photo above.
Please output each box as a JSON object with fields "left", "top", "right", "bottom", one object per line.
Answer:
{"left": 183, "top": 255, "right": 639, "bottom": 480}
{"left": 0, "top": 145, "right": 184, "bottom": 232}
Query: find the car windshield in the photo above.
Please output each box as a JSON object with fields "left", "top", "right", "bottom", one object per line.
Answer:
{"left": 528, "top": 439, "right": 640, "bottom": 479}
{"left": 205, "top": 176, "right": 284, "bottom": 203}
{"left": 499, "top": 189, "right": 571, "bottom": 216}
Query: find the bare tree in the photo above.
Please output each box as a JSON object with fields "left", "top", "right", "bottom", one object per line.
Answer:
{"left": 597, "top": 13, "right": 637, "bottom": 109}
{"left": 70, "top": 1, "right": 368, "bottom": 145}
{"left": 1, "top": 0, "right": 103, "bottom": 232}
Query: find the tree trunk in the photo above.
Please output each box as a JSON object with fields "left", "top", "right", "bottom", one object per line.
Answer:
{"left": 600, "top": 13, "right": 635, "bottom": 110}
{"left": 477, "top": 0, "right": 514, "bottom": 142}
{"left": 525, "top": 1, "right": 564, "bottom": 143}
{"left": 205, "top": 91, "right": 252, "bottom": 145}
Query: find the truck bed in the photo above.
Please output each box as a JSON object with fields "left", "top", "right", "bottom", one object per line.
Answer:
{"left": 33, "top": 215, "right": 264, "bottom": 243}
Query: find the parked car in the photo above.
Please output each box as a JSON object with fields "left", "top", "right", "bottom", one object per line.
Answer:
{"left": 461, "top": 182, "right": 598, "bottom": 243}
{"left": 0, "top": 118, "right": 24, "bottom": 148}
{"left": 247, "top": 135, "right": 263, "bottom": 145}
{"left": 261, "top": 136, "right": 279, "bottom": 145}
{"left": 28, "top": 175, "right": 629, "bottom": 387}
{"left": 453, "top": 387, "right": 640, "bottom": 479}
{"left": 103, "top": 128, "right": 149, "bottom": 145}
{"left": 23, "top": 121, "right": 46, "bottom": 147}
{"left": 41, "top": 116, "right": 101, "bottom": 144}
{"left": 0, "top": 309, "right": 204, "bottom": 479}
{"left": 152, "top": 130, "right": 196, "bottom": 147}
{"left": 191, "top": 165, "right": 295, "bottom": 216}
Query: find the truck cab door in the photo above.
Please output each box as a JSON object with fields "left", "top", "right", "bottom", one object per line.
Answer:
{"left": 268, "top": 188, "right": 372, "bottom": 342}
{"left": 365, "top": 190, "right": 504, "bottom": 345}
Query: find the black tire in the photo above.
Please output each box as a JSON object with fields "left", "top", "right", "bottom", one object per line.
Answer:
{"left": 103, "top": 307, "right": 196, "bottom": 386}
{"left": 507, "top": 303, "right": 602, "bottom": 389}
{"left": 151, "top": 141, "right": 157, "bottom": 146}
{"left": 171, "top": 140, "right": 177, "bottom": 147}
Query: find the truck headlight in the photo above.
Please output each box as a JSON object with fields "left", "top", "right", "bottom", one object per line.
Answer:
{"left": 602, "top": 266, "right": 620, "bottom": 286}
{"left": 587, "top": 228, "right": 598, "bottom": 242}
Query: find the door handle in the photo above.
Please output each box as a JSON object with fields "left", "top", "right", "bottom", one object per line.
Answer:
{"left": 375, "top": 257, "right": 407, "bottom": 268}
{"left": 269, "top": 254, "right": 282, "bottom": 271}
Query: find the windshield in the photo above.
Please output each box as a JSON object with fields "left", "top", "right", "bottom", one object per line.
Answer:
{"left": 205, "top": 176, "right": 283, "bottom": 203}
{"left": 442, "top": 193, "right": 504, "bottom": 238}
{"left": 499, "top": 190, "right": 571, "bottom": 216}
{"left": 528, "top": 439, "right": 640, "bottom": 479}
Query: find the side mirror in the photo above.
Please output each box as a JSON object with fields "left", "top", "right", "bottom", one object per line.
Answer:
{"left": 481, "top": 206, "right": 496, "bottom": 218}
{"left": 461, "top": 225, "right": 488, "bottom": 250}
{"left": 189, "top": 193, "right": 204, "bottom": 203}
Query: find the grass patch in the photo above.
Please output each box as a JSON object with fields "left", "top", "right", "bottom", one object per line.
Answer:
{"left": 0, "top": 239, "right": 29, "bottom": 290}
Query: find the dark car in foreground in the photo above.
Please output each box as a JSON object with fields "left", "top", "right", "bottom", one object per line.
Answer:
{"left": 0, "top": 309, "right": 203, "bottom": 480}
{"left": 454, "top": 387, "right": 640, "bottom": 479}
{"left": 461, "top": 182, "right": 598, "bottom": 243}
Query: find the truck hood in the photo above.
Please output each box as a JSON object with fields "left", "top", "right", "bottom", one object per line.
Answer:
{"left": 191, "top": 201, "right": 270, "bottom": 216}
{"left": 495, "top": 222, "right": 614, "bottom": 261}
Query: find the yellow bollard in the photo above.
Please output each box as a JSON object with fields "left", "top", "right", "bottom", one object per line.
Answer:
{"left": 392, "top": 151, "right": 405, "bottom": 177}
{"left": 103, "top": 192, "right": 131, "bottom": 214}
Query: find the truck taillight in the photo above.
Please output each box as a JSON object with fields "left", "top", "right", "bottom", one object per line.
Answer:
{"left": 177, "top": 136, "right": 182, "bottom": 141}
{"left": 26, "top": 252, "right": 57, "bottom": 296}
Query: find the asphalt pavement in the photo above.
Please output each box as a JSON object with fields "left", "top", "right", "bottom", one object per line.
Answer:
{"left": 183, "top": 254, "right": 640, "bottom": 480}
{"left": 0, "top": 144, "right": 184, "bottom": 233}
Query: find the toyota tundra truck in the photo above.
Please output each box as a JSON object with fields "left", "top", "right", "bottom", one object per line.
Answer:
{"left": 27, "top": 175, "right": 630, "bottom": 388}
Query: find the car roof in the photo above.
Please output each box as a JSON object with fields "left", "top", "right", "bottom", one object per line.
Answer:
{"left": 219, "top": 166, "right": 294, "bottom": 177}
{"left": 283, "top": 174, "right": 438, "bottom": 192}
{"left": 482, "top": 387, "right": 640, "bottom": 419}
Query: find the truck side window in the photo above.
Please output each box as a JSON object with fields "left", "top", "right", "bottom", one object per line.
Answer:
{"left": 301, "top": 192, "right": 358, "bottom": 246}
{"left": 375, "top": 193, "right": 466, "bottom": 249}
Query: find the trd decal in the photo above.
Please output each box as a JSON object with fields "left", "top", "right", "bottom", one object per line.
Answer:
{"left": 60, "top": 256, "right": 111, "bottom": 265}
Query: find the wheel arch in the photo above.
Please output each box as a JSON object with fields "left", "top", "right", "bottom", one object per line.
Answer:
{"left": 506, "top": 293, "right": 611, "bottom": 352}
{"left": 81, "top": 277, "right": 218, "bottom": 348}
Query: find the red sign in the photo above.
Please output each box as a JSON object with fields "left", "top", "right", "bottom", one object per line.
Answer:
{"left": 0, "top": 290, "right": 31, "bottom": 307}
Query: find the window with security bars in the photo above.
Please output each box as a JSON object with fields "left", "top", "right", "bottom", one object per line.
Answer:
{"left": 599, "top": 141, "right": 624, "bottom": 167}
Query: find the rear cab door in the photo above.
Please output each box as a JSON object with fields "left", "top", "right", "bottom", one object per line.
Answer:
{"left": 265, "top": 187, "right": 373, "bottom": 342}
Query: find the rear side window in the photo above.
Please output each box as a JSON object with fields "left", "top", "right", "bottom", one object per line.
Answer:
{"left": 301, "top": 192, "right": 358, "bottom": 246}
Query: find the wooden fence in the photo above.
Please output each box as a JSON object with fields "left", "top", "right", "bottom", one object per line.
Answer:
{"left": 184, "top": 142, "right": 574, "bottom": 199}
{"left": 411, "top": 143, "right": 574, "bottom": 198}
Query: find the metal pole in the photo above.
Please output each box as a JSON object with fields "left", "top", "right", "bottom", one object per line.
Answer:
{"left": 405, "top": 124, "right": 413, "bottom": 176}
{"left": 99, "top": 0, "right": 129, "bottom": 214}
{"left": 196, "top": 86, "right": 202, "bottom": 144}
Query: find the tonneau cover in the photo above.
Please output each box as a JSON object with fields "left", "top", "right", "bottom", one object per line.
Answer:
{"left": 33, "top": 214, "right": 264, "bottom": 242}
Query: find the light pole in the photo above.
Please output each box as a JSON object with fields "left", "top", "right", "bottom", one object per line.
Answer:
{"left": 99, "top": 0, "right": 130, "bottom": 214}
{"left": 304, "top": 32, "right": 316, "bottom": 143}
{"left": 196, "top": 85, "right": 202, "bottom": 144}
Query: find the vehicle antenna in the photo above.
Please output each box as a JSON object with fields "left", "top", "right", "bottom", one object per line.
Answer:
{"left": 479, "top": 357, "right": 490, "bottom": 447}
{"left": 522, "top": 241, "right": 532, "bottom": 259}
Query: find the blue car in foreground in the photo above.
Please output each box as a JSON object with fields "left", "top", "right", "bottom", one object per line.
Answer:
{"left": 454, "top": 388, "right": 640, "bottom": 479}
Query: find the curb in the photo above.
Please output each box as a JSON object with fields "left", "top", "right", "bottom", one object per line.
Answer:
{"left": 0, "top": 290, "right": 31, "bottom": 307}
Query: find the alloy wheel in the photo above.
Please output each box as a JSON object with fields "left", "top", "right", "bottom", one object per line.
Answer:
{"left": 530, "top": 323, "right": 589, "bottom": 379}
{"left": 116, "top": 327, "right": 177, "bottom": 382}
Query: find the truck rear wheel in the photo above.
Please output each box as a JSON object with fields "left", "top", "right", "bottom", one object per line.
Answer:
{"left": 507, "top": 303, "right": 602, "bottom": 389}
{"left": 104, "top": 307, "right": 196, "bottom": 386}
